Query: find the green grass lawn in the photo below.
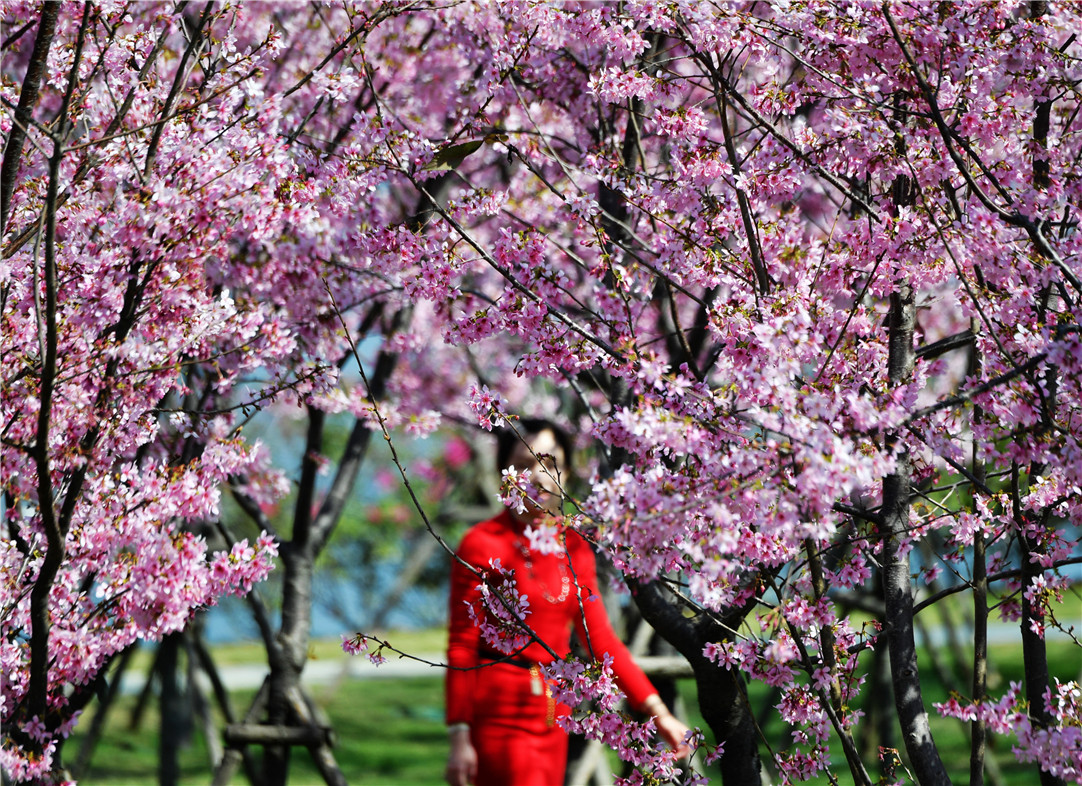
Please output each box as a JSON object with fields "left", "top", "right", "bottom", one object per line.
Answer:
{"left": 64, "top": 631, "right": 1080, "bottom": 785}
{"left": 67, "top": 672, "right": 450, "bottom": 786}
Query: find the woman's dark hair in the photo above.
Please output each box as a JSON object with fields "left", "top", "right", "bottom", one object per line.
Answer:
{"left": 495, "top": 418, "right": 574, "bottom": 472}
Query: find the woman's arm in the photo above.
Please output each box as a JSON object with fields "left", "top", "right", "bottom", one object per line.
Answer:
{"left": 445, "top": 523, "right": 505, "bottom": 784}
{"left": 568, "top": 533, "right": 657, "bottom": 705}
{"left": 445, "top": 527, "right": 490, "bottom": 725}
{"left": 568, "top": 534, "right": 691, "bottom": 754}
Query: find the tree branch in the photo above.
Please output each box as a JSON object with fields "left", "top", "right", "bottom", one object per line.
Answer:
{"left": 26, "top": 1, "right": 90, "bottom": 723}
{"left": 915, "top": 329, "right": 975, "bottom": 360}
{"left": 0, "top": 0, "right": 59, "bottom": 235}
{"left": 882, "top": 3, "right": 1080, "bottom": 295}
{"left": 142, "top": 2, "right": 213, "bottom": 179}
{"left": 309, "top": 337, "right": 403, "bottom": 555}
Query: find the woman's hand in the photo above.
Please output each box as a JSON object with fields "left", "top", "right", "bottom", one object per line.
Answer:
{"left": 445, "top": 726, "right": 477, "bottom": 786}
{"left": 641, "top": 694, "right": 692, "bottom": 757}
{"left": 655, "top": 711, "right": 692, "bottom": 757}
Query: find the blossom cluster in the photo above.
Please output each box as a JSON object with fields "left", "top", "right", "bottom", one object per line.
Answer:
{"left": 544, "top": 655, "right": 702, "bottom": 786}
{"left": 465, "top": 559, "right": 533, "bottom": 655}
{"left": 937, "top": 680, "right": 1082, "bottom": 783}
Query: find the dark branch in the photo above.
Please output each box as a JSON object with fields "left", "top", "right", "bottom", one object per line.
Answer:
{"left": 1, "top": 1, "right": 60, "bottom": 234}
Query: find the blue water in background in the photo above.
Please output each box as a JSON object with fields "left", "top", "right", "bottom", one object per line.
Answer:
{"left": 201, "top": 401, "right": 454, "bottom": 644}
{"left": 200, "top": 563, "right": 449, "bottom": 644}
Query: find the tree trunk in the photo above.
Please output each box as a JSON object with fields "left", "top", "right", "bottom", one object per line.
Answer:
{"left": 1019, "top": 524, "right": 1066, "bottom": 786}
{"left": 881, "top": 285, "right": 951, "bottom": 786}
{"left": 158, "top": 632, "right": 190, "bottom": 786}
{"left": 691, "top": 656, "right": 761, "bottom": 786}
{"left": 628, "top": 580, "right": 761, "bottom": 786}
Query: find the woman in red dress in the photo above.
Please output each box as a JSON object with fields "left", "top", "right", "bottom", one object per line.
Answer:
{"left": 444, "top": 422, "right": 690, "bottom": 786}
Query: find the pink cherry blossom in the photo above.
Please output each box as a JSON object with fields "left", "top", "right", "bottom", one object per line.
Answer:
{"left": 3, "top": 1, "right": 1081, "bottom": 783}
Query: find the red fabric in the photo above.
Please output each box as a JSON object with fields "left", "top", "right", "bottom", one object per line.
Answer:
{"left": 445, "top": 510, "right": 659, "bottom": 732}
{"left": 468, "top": 661, "right": 569, "bottom": 786}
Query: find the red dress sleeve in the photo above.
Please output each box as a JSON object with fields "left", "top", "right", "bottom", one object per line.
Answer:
{"left": 445, "top": 528, "right": 484, "bottom": 725}
{"left": 566, "top": 532, "right": 659, "bottom": 711}
{"left": 446, "top": 522, "right": 515, "bottom": 725}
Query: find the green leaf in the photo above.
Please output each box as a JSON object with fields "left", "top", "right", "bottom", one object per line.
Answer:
{"left": 421, "top": 139, "right": 485, "bottom": 172}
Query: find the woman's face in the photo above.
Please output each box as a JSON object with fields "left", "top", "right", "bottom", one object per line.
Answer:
{"left": 504, "top": 428, "right": 567, "bottom": 518}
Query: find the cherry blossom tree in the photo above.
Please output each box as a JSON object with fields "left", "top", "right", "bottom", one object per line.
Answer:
{"left": 3, "top": 1, "right": 1081, "bottom": 785}
{"left": 0, "top": 2, "right": 297, "bottom": 779}
{"left": 1, "top": 3, "right": 505, "bottom": 782}
{"left": 331, "top": 2, "right": 1082, "bottom": 784}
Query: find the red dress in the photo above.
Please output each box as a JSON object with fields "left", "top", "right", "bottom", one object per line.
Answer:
{"left": 446, "top": 510, "right": 658, "bottom": 786}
